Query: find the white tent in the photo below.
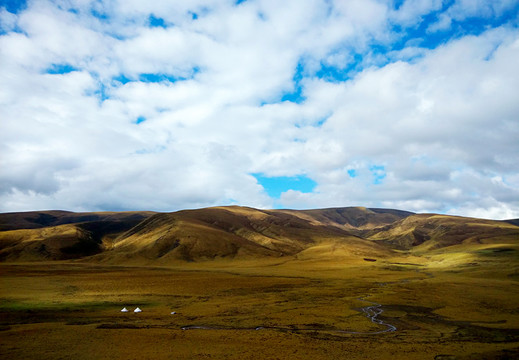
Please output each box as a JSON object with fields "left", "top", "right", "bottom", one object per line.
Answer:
{"left": 121, "top": 307, "right": 129, "bottom": 312}
{"left": 170, "top": 311, "right": 176, "bottom": 315}
{"left": 134, "top": 307, "right": 142, "bottom": 313}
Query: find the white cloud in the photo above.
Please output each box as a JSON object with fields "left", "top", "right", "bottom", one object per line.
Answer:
{"left": 391, "top": 0, "right": 443, "bottom": 27}
{"left": 446, "top": 0, "right": 518, "bottom": 21}
{"left": 274, "top": 27, "right": 519, "bottom": 218}
{"left": 0, "top": 0, "right": 518, "bottom": 219}
{"left": 0, "top": 8, "right": 18, "bottom": 32}
{"left": 427, "top": 0, "right": 519, "bottom": 33}
{"left": 427, "top": 13, "right": 452, "bottom": 33}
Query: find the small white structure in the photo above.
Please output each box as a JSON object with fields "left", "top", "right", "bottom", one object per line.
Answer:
{"left": 170, "top": 311, "right": 177, "bottom": 315}
{"left": 134, "top": 307, "right": 142, "bottom": 313}
{"left": 121, "top": 307, "right": 129, "bottom": 312}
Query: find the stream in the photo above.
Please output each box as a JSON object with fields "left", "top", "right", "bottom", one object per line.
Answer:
{"left": 181, "top": 298, "right": 397, "bottom": 335}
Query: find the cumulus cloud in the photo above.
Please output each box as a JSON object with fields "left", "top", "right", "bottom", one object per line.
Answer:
{"left": 0, "top": 0, "right": 518, "bottom": 219}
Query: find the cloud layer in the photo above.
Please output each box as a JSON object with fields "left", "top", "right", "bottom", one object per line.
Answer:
{"left": 1, "top": 0, "right": 518, "bottom": 219}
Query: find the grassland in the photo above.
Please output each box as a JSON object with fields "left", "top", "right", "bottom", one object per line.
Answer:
{"left": 1, "top": 254, "right": 518, "bottom": 360}
{"left": 1, "top": 207, "right": 518, "bottom": 358}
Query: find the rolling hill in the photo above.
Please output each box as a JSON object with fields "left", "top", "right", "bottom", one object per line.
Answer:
{"left": 0, "top": 206, "right": 517, "bottom": 263}
{"left": 0, "top": 211, "right": 154, "bottom": 261}
{"left": 364, "top": 213, "right": 519, "bottom": 252}
{"left": 94, "top": 206, "right": 404, "bottom": 264}
{"left": 0, "top": 210, "right": 154, "bottom": 231}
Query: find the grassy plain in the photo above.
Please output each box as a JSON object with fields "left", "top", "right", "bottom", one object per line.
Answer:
{"left": 1, "top": 253, "right": 519, "bottom": 360}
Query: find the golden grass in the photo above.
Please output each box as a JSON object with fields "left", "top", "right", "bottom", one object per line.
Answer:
{"left": 1, "top": 250, "right": 518, "bottom": 359}
{"left": 1, "top": 207, "right": 518, "bottom": 358}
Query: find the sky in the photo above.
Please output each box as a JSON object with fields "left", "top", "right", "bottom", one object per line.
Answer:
{"left": 1, "top": 0, "right": 518, "bottom": 219}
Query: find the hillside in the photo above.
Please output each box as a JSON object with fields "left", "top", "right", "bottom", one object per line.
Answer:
{"left": 0, "top": 206, "right": 517, "bottom": 263}
{"left": 0, "top": 210, "right": 154, "bottom": 231}
{"left": 94, "top": 206, "right": 400, "bottom": 264}
{"left": 279, "top": 207, "right": 413, "bottom": 230}
{"left": 364, "top": 213, "right": 519, "bottom": 252}
{"left": 0, "top": 211, "right": 154, "bottom": 261}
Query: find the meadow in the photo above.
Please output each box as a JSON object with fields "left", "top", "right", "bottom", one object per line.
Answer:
{"left": 1, "top": 254, "right": 518, "bottom": 360}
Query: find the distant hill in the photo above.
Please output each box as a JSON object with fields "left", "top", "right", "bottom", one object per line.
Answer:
{"left": 94, "top": 206, "right": 403, "bottom": 263}
{"left": 503, "top": 218, "right": 519, "bottom": 227}
{"left": 0, "top": 206, "right": 517, "bottom": 263}
{"left": 0, "top": 210, "right": 154, "bottom": 231}
{"left": 0, "top": 211, "right": 154, "bottom": 261}
{"left": 364, "top": 214, "right": 519, "bottom": 252}
{"left": 277, "top": 207, "right": 414, "bottom": 233}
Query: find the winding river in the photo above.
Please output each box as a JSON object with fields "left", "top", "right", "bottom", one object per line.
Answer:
{"left": 350, "top": 299, "right": 397, "bottom": 334}
{"left": 181, "top": 298, "right": 397, "bottom": 335}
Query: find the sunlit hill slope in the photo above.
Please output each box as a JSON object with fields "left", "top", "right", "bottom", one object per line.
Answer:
{"left": 0, "top": 206, "right": 517, "bottom": 264}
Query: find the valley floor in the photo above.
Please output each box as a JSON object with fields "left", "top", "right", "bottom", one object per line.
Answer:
{"left": 1, "top": 259, "right": 518, "bottom": 359}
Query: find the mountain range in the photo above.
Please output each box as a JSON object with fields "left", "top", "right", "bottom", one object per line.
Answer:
{"left": 0, "top": 206, "right": 517, "bottom": 264}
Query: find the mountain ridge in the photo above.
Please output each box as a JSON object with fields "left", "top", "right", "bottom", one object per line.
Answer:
{"left": 0, "top": 206, "right": 517, "bottom": 263}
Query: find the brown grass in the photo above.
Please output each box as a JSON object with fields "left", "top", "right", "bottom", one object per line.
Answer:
{"left": 1, "top": 252, "right": 518, "bottom": 359}
{"left": 1, "top": 207, "right": 518, "bottom": 358}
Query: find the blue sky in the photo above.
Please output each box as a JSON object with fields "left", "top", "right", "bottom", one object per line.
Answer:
{"left": 1, "top": 0, "right": 518, "bottom": 219}
{"left": 2, "top": 0, "right": 27, "bottom": 14}
{"left": 252, "top": 174, "right": 316, "bottom": 201}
